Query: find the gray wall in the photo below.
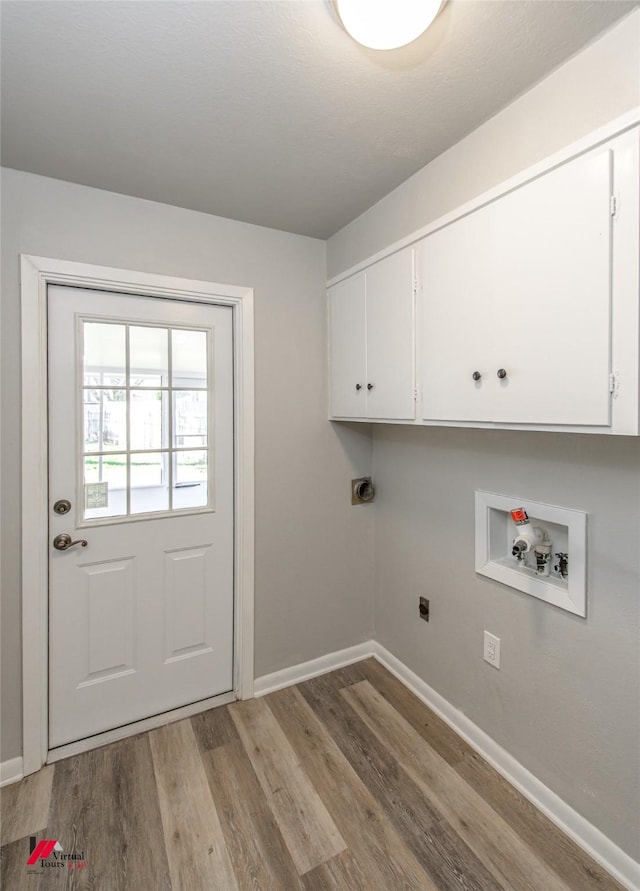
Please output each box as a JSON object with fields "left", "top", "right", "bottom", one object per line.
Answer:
{"left": 0, "top": 170, "right": 374, "bottom": 762}
{"left": 373, "top": 427, "right": 640, "bottom": 859}
{"left": 328, "top": 12, "right": 640, "bottom": 860}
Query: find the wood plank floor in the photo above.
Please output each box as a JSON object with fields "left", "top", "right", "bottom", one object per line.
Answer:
{"left": 0, "top": 659, "right": 625, "bottom": 891}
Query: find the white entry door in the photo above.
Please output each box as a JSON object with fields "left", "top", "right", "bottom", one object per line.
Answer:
{"left": 47, "top": 286, "right": 234, "bottom": 749}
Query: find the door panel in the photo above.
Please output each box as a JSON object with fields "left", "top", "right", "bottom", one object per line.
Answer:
{"left": 420, "top": 205, "right": 501, "bottom": 421}
{"left": 328, "top": 273, "right": 366, "bottom": 417}
{"left": 48, "top": 286, "right": 234, "bottom": 748}
{"left": 421, "top": 147, "right": 612, "bottom": 425}
{"left": 493, "top": 148, "right": 612, "bottom": 424}
{"left": 164, "top": 544, "right": 213, "bottom": 661}
{"left": 366, "top": 248, "right": 415, "bottom": 420}
{"left": 82, "top": 558, "right": 136, "bottom": 682}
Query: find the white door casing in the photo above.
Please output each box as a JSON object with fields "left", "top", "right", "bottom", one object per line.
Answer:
{"left": 48, "top": 287, "right": 234, "bottom": 748}
{"left": 21, "top": 256, "right": 254, "bottom": 774}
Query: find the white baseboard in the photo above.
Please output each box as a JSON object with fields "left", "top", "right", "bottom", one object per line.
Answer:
{"left": 255, "top": 639, "right": 639, "bottom": 891}
{"left": 370, "top": 642, "right": 640, "bottom": 891}
{"left": 254, "top": 641, "right": 375, "bottom": 697}
{"left": 1, "top": 756, "right": 24, "bottom": 787}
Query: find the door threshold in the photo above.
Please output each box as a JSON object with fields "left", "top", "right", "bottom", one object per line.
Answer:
{"left": 47, "top": 690, "right": 237, "bottom": 763}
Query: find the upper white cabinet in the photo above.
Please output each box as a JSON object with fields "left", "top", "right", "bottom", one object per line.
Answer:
{"left": 328, "top": 271, "right": 367, "bottom": 418}
{"left": 327, "top": 121, "right": 640, "bottom": 434}
{"left": 418, "top": 146, "right": 614, "bottom": 426}
{"left": 328, "top": 247, "right": 415, "bottom": 420}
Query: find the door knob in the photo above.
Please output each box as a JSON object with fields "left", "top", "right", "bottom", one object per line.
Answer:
{"left": 367, "top": 383, "right": 374, "bottom": 390}
{"left": 355, "top": 383, "right": 362, "bottom": 391}
{"left": 53, "top": 533, "right": 88, "bottom": 551}
{"left": 472, "top": 371, "right": 482, "bottom": 381}
{"left": 497, "top": 368, "right": 508, "bottom": 380}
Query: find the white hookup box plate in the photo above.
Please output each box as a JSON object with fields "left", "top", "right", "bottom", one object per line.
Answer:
{"left": 475, "top": 490, "right": 587, "bottom": 617}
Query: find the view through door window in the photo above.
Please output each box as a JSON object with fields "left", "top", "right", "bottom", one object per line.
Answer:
{"left": 81, "top": 320, "right": 211, "bottom": 521}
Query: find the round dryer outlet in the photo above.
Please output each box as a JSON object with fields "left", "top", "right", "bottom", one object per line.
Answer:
{"left": 352, "top": 477, "right": 375, "bottom": 505}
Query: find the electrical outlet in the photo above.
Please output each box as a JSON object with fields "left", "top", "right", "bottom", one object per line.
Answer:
{"left": 418, "top": 597, "right": 429, "bottom": 622}
{"left": 483, "top": 631, "right": 501, "bottom": 669}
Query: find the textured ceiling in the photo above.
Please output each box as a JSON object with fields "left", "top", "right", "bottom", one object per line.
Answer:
{"left": 1, "top": 1, "right": 636, "bottom": 238}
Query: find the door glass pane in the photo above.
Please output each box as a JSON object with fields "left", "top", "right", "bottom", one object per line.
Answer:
{"left": 83, "top": 389, "right": 127, "bottom": 452}
{"left": 174, "top": 450, "right": 208, "bottom": 509}
{"left": 83, "top": 323, "right": 126, "bottom": 387}
{"left": 80, "top": 321, "right": 212, "bottom": 522}
{"left": 172, "top": 329, "right": 207, "bottom": 388}
{"left": 175, "top": 449, "right": 207, "bottom": 484}
{"left": 173, "top": 391, "right": 208, "bottom": 448}
{"left": 130, "top": 390, "right": 167, "bottom": 451}
{"left": 83, "top": 454, "right": 127, "bottom": 519}
{"left": 130, "top": 452, "right": 169, "bottom": 514}
{"left": 130, "top": 326, "right": 169, "bottom": 386}
{"left": 173, "top": 480, "right": 208, "bottom": 510}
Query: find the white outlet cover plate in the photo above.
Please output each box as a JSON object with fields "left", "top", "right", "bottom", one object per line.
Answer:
{"left": 483, "top": 631, "right": 501, "bottom": 669}
{"left": 475, "top": 490, "right": 587, "bottom": 617}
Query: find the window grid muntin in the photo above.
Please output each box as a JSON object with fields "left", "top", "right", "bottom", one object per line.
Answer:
{"left": 79, "top": 317, "right": 212, "bottom": 523}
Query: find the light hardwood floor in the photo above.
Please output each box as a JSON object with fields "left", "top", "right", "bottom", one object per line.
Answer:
{"left": 0, "top": 659, "right": 625, "bottom": 890}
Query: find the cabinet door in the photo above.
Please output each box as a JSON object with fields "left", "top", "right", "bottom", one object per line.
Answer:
{"left": 366, "top": 248, "right": 415, "bottom": 420}
{"left": 328, "top": 273, "right": 366, "bottom": 418}
{"left": 492, "top": 148, "right": 612, "bottom": 425}
{"left": 419, "top": 208, "right": 501, "bottom": 421}
{"left": 421, "top": 147, "right": 613, "bottom": 425}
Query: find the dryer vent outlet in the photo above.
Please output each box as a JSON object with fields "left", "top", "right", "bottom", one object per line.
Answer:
{"left": 352, "top": 477, "right": 375, "bottom": 505}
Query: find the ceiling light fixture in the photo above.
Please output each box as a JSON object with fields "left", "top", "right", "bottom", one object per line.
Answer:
{"left": 334, "top": 0, "right": 445, "bottom": 51}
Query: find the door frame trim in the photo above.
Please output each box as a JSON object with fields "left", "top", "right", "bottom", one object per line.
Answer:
{"left": 20, "top": 254, "right": 255, "bottom": 775}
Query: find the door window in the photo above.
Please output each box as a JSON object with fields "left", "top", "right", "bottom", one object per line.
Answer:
{"left": 81, "top": 320, "right": 212, "bottom": 522}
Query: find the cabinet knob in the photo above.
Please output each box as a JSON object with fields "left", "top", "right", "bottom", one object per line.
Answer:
{"left": 472, "top": 371, "right": 482, "bottom": 381}
{"left": 497, "top": 368, "right": 508, "bottom": 380}
{"left": 355, "top": 383, "right": 362, "bottom": 391}
{"left": 367, "top": 383, "right": 374, "bottom": 390}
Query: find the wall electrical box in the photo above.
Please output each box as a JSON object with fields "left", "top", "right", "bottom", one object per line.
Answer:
{"left": 475, "top": 491, "right": 587, "bottom": 617}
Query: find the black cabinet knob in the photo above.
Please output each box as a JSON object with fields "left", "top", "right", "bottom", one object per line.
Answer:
{"left": 367, "top": 383, "right": 374, "bottom": 390}
{"left": 497, "top": 368, "right": 507, "bottom": 380}
{"left": 355, "top": 383, "right": 362, "bottom": 391}
{"left": 472, "top": 371, "right": 482, "bottom": 381}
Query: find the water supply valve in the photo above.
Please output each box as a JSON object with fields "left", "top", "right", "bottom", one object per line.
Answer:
{"left": 510, "top": 508, "right": 552, "bottom": 576}
{"left": 554, "top": 552, "right": 569, "bottom": 579}
{"left": 534, "top": 540, "right": 552, "bottom": 577}
{"left": 510, "top": 508, "right": 542, "bottom": 556}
